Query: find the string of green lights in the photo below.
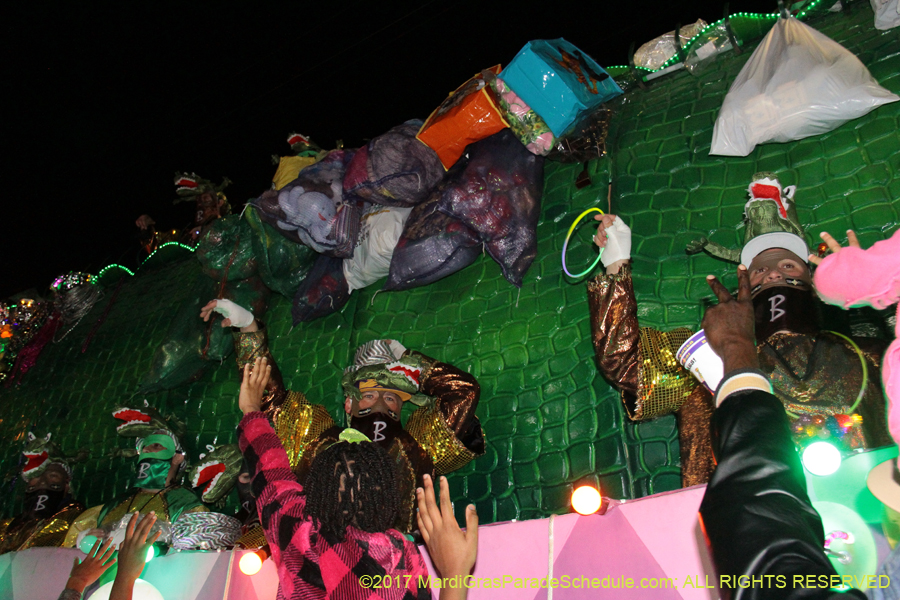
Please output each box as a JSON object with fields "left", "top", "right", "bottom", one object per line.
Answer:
{"left": 94, "top": 241, "right": 197, "bottom": 284}
{"left": 606, "top": 0, "right": 828, "bottom": 75}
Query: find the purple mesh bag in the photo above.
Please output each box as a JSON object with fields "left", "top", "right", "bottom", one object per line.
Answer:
{"left": 437, "top": 129, "right": 543, "bottom": 287}
{"left": 384, "top": 185, "right": 482, "bottom": 291}
{"left": 343, "top": 120, "right": 445, "bottom": 208}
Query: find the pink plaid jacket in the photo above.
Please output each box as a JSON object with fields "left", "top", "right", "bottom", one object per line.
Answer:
{"left": 238, "top": 412, "right": 432, "bottom": 600}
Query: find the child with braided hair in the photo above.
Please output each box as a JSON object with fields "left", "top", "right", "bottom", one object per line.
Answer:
{"left": 301, "top": 439, "right": 403, "bottom": 543}
{"left": 238, "top": 356, "right": 479, "bottom": 600}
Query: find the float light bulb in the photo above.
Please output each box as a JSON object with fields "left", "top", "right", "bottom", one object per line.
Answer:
{"left": 79, "top": 534, "right": 99, "bottom": 554}
{"left": 240, "top": 551, "right": 263, "bottom": 576}
{"left": 571, "top": 485, "right": 602, "bottom": 515}
{"left": 146, "top": 545, "right": 155, "bottom": 562}
{"left": 802, "top": 441, "right": 842, "bottom": 476}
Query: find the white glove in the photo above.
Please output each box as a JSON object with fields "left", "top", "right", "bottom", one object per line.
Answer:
{"left": 600, "top": 217, "right": 632, "bottom": 267}
{"left": 212, "top": 299, "right": 254, "bottom": 328}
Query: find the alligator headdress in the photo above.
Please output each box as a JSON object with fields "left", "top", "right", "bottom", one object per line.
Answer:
{"left": 112, "top": 401, "right": 185, "bottom": 456}
{"left": 188, "top": 444, "right": 242, "bottom": 504}
{"left": 686, "top": 172, "right": 809, "bottom": 265}
{"left": 20, "top": 432, "right": 84, "bottom": 480}
{"left": 173, "top": 172, "right": 232, "bottom": 204}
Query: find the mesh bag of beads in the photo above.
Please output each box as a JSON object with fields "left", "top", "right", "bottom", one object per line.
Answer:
{"left": 384, "top": 167, "right": 482, "bottom": 291}
{"left": 343, "top": 120, "right": 445, "bottom": 208}
{"left": 437, "top": 129, "right": 543, "bottom": 287}
{"left": 291, "top": 253, "right": 351, "bottom": 324}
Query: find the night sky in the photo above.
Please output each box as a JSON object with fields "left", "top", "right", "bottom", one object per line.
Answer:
{"left": 4, "top": 0, "right": 776, "bottom": 299}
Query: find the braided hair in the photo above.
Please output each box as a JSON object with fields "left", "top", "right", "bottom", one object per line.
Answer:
{"left": 303, "top": 441, "right": 401, "bottom": 542}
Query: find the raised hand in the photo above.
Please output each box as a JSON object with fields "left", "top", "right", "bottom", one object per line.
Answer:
{"left": 593, "top": 214, "right": 631, "bottom": 274}
{"left": 809, "top": 230, "right": 861, "bottom": 266}
{"left": 702, "top": 265, "right": 758, "bottom": 373}
{"left": 135, "top": 215, "right": 156, "bottom": 230}
{"left": 416, "top": 474, "right": 478, "bottom": 587}
{"left": 239, "top": 357, "right": 272, "bottom": 414}
{"left": 592, "top": 213, "right": 619, "bottom": 248}
{"left": 110, "top": 512, "right": 161, "bottom": 600}
{"left": 64, "top": 537, "right": 117, "bottom": 594}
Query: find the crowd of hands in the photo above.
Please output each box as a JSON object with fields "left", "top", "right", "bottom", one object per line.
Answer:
{"left": 58, "top": 479, "right": 475, "bottom": 600}
{"left": 61, "top": 512, "right": 160, "bottom": 599}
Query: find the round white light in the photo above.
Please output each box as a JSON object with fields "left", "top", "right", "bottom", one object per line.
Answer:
{"left": 239, "top": 551, "right": 263, "bottom": 576}
{"left": 571, "top": 485, "right": 602, "bottom": 515}
{"left": 146, "top": 544, "right": 155, "bottom": 562}
{"left": 79, "top": 534, "right": 99, "bottom": 554}
{"left": 802, "top": 441, "right": 842, "bottom": 476}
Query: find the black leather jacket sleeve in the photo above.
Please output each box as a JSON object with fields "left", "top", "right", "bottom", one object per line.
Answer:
{"left": 699, "top": 390, "right": 866, "bottom": 600}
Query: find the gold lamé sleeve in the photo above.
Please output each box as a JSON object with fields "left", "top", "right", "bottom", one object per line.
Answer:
{"left": 587, "top": 265, "right": 698, "bottom": 420}
{"left": 235, "top": 523, "right": 267, "bottom": 549}
{"left": 634, "top": 327, "right": 696, "bottom": 419}
{"left": 406, "top": 351, "right": 484, "bottom": 472}
{"left": 407, "top": 403, "right": 479, "bottom": 475}
{"left": 273, "top": 390, "right": 335, "bottom": 474}
{"left": 233, "top": 323, "right": 287, "bottom": 414}
{"left": 22, "top": 503, "right": 84, "bottom": 549}
{"left": 587, "top": 265, "right": 640, "bottom": 399}
{"left": 413, "top": 353, "right": 483, "bottom": 448}
{"left": 62, "top": 504, "right": 102, "bottom": 547}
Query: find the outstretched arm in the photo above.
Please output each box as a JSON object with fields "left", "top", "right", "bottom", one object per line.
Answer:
{"left": 416, "top": 352, "right": 482, "bottom": 445}
{"left": 201, "top": 299, "right": 288, "bottom": 413}
{"left": 110, "top": 512, "right": 161, "bottom": 600}
{"left": 588, "top": 215, "right": 714, "bottom": 485}
{"left": 237, "top": 357, "right": 312, "bottom": 560}
{"left": 587, "top": 214, "right": 642, "bottom": 398}
{"left": 417, "top": 474, "right": 478, "bottom": 600}
{"left": 405, "top": 347, "right": 485, "bottom": 474}
{"left": 57, "top": 537, "right": 117, "bottom": 599}
{"left": 812, "top": 229, "right": 900, "bottom": 310}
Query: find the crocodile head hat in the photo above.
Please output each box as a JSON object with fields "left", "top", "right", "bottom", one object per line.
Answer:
{"left": 687, "top": 172, "right": 809, "bottom": 266}
{"left": 20, "top": 432, "right": 73, "bottom": 481}
{"left": 189, "top": 444, "right": 242, "bottom": 504}
{"left": 341, "top": 340, "right": 433, "bottom": 409}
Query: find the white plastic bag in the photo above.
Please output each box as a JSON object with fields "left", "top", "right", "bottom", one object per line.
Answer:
{"left": 343, "top": 205, "right": 412, "bottom": 292}
{"left": 871, "top": 0, "right": 900, "bottom": 30}
{"left": 710, "top": 17, "right": 899, "bottom": 156}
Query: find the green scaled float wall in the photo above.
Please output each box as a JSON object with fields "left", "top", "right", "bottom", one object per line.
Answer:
{"left": 0, "top": 5, "right": 898, "bottom": 526}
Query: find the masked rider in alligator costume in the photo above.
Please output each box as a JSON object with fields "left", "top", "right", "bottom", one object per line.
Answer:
{"left": 200, "top": 298, "right": 485, "bottom": 534}
{"left": 64, "top": 403, "right": 207, "bottom": 548}
{"left": 0, "top": 433, "right": 85, "bottom": 555}
{"left": 588, "top": 173, "right": 892, "bottom": 486}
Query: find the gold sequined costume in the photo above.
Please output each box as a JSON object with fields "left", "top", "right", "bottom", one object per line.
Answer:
{"left": 587, "top": 265, "right": 891, "bottom": 487}
{"left": 0, "top": 501, "right": 84, "bottom": 555}
{"left": 236, "top": 327, "right": 484, "bottom": 533}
